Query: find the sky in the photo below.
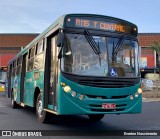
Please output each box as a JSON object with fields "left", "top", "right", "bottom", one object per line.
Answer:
{"left": 0, "top": 0, "right": 160, "bottom": 33}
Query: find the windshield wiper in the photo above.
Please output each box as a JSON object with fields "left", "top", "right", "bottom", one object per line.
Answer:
{"left": 84, "top": 30, "right": 101, "bottom": 65}
{"left": 114, "top": 35, "right": 125, "bottom": 54}
{"left": 84, "top": 30, "right": 101, "bottom": 55}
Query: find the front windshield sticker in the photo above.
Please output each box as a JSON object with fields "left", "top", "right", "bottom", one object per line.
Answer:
{"left": 110, "top": 68, "right": 117, "bottom": 77}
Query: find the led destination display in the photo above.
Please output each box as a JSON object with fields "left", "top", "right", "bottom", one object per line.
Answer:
{"left": 66, "top": 16, "right": 137, "bottom": 35}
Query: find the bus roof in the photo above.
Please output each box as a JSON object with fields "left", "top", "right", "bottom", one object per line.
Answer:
{"left": 8, "top": 14, "right": 66, "bottom": 64}
{"left": 8, "top": 13, "right": 137, "bottom": 65}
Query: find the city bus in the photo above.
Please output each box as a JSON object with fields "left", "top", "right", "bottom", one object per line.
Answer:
{"left": 7, "top": 14, "right": 142, "bottom": 123}
{"left": 0, "top": 66, "right": 7, "bottom": 92}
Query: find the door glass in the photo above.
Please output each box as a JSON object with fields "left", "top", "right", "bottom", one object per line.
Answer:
{"left": 49, "top": 37, "right": 57, "bottom": 108}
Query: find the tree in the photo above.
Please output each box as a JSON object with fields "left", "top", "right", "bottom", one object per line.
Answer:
{"left": 151, "top": 41, "right": 160, "bottom": 71}
{"left": 151, "top": 41, "right": 160, "bottom": 96}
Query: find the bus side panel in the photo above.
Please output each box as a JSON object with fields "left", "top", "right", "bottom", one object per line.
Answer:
{"left": 11, "top": 76, "right": 20, "bottom": 103}
{"left": 16, "top": 75, "right": 21, "bottom": 103}
{"left": 24, "top": 70, "right": 44, "bottom": 107}
{"left": 24, "top": 72, "right": 35, "bottom": 107}
{"left": 34, "top": 70, "right": 44, "bottom": 103}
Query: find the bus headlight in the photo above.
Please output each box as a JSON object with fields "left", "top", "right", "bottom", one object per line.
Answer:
{"left": 138, "top": 88, "right": 142, "bottom": 94}
{"left": 79, "top": 94, "right": 85, "bottom": 100}
{"left": 130, "top": 95, "right": 134, "bottom": 100}
{"left": 71, "top": 91, "right": 77, "bottom": 97}
{"left": 63, "top": 86, "right": 71, "bottom": 93}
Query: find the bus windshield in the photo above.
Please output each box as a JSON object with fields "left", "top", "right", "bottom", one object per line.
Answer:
{"left": 61, "top": 33, "right": 139, "bottom": 77}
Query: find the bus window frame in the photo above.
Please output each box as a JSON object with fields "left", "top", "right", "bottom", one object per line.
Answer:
{"left": 27, "top": 46, "right": 35, "bottom": 72}
{"left": 16, "top": 56, "right": 22, "bottom": 75}
{"left": 7, "top": 65, "right": 10, "bottom": 78}
{"left": 35, "top": 39, "right": 44, "bottom": 55}
{"left": 12, "top": 60, "right": 17, "bottom": 77}
{"left": 34, "top": 39, "right": 45, "bottom": 70}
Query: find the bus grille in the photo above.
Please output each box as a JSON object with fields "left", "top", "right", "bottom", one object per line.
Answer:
{"left": 78, "top": 79, "right": 137, "bottom": 88}
{"left": 62, "top": 72, "right": 140, "bottom": 88}
{"left": 86, "top": 95, "right": 128, "bottom": 99}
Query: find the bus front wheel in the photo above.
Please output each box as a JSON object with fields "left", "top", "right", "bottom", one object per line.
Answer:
{"left": 88, "top": 114, "right": 104, "bottom": 121}
{"left": 36, "top": 93, "right": 50, "bottom": 123}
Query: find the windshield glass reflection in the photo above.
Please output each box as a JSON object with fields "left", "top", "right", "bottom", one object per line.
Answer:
{"left": 61, "top": 33, "right": 139, "bottom": 77}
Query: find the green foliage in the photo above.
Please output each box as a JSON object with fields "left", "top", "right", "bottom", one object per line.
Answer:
{"left": 151, "top": 41, "right": 160, "bottom": 84}
{"left": 151, "top": 41, "right": 160, "bottom": 55}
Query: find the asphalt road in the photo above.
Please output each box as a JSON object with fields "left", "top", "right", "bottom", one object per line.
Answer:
{"left": 0, "top": 92, "right": 160, "bottom": 139}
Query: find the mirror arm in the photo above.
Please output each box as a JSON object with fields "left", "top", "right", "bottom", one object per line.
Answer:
{"left": 60, "top": 29, "right": 63, "bottom": 47}
{"left": 56, "top": 29, "right": 64, "bottom": 47}
{"left": 58, "top": 47, "right": 63, "bottom": 59}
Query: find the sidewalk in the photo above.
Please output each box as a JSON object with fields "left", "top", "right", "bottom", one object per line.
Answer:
{"left": 142, "top": 87, "right": 160, "bottom": 102}
{"left": 142, "top": 88, "right": 160, "bottom": 98}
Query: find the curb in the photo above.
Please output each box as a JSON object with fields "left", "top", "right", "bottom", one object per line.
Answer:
{"left": 142, "top": 98, "right": 160, "bottom": 102}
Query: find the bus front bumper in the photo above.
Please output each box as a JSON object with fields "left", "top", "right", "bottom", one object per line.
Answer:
{"left": 58, "top": 91, "right": 142, "bottom": 115}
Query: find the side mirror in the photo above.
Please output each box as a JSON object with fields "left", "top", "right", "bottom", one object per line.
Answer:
{"left": 65, "top": 51, "right": 72, "bottom": 56}
{"left": 56, "top": 32, "right": 64, "bottom": 47}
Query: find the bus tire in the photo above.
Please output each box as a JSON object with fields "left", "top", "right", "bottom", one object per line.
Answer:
{"left": 88, "top": 114, "right": 104, "bottom": 121}
{"left": 11, "top": 91, "right": 17, "bottom": 109}
{"left": 36, "top": 93, "right": 50, "bottom": 123}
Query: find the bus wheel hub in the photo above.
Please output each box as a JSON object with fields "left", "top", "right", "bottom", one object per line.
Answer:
{"left": 37, "top": 100, "right": 43, "bottom": 116}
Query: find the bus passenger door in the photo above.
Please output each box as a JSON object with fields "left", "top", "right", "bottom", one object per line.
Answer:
{"left": 44, "top": 35, "right": 58, "bottom": 111}
{"left": 20, "top": 54, "right": 27, "bottom": 103}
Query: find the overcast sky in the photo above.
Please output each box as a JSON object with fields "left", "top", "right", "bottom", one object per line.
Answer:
{"left": 0, "top": 0, "right": 159, "bottom": 33}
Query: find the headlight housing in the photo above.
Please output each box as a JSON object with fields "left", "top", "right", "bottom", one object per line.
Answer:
{"left": 137, "top": 88, "right": 142, "bottom": 94}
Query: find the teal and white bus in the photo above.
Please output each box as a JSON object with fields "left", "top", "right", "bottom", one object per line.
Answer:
{"left": 7, "top": 14, "right": 142, "bottom": 123}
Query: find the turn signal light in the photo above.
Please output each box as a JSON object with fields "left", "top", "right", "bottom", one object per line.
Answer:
{"left": 61, "top": 82, "right": 66, "bottom": 87}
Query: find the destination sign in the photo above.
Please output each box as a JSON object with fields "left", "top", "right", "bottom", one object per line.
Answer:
{"left": 65, "top": 16, "right": 137, "bottom": 35}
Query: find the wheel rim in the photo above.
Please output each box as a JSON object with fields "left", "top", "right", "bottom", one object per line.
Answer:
{"left": 37, "top": 100, "right": 43, "bottom": 117}
{"left": 11, "top": 93, "right": 14, "bottom": 106}
{"left": 11, "top": 97, "right": 14, "bottom": 106}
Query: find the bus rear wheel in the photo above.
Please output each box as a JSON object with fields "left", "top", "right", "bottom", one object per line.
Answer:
{"left": 36, "top": 93, "right": 50, "bottom": 123}
{"left": 11, "top": 91, "right": 17, "bottom": 109}
{"left": 88, "top": 114, "right": 104, "bottom": 121}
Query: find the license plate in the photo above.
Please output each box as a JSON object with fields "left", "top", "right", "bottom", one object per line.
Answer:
{"left": 102, "top": 103, "right": 116, "bottom": 109}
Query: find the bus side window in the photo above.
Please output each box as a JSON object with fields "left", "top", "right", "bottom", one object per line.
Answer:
{"left": 34, "top": 39, "right": 44, "bottom": 69}
{"left": 16, "top": 56, "right": 22, "bottom": 75}
{"left": 7, "top": 65, "right": 9, "bottom": 78}
{"left": 27, "top": 46, "right": 35, "bottom": 71}
{"left": 12, "top": 60, "right": 17, "bottom": 76}
{"left": 11, "top": 64, "right": 13, "bottom": 77}
{"left": 35, "top": 39, "right": 44, "bottom": 55}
